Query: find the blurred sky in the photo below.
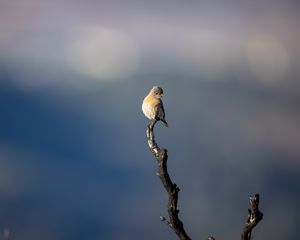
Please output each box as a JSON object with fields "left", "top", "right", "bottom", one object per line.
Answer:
{"left": 1, "top": 0, "right": 300, "bottom": 239}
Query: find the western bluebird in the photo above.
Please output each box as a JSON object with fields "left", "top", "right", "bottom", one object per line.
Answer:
{"left": 142, "top": 86, "right": 168, "bottom": 127}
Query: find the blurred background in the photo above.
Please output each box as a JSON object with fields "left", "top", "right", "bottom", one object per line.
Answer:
{"left": 0, "top": 0, "right": 300, "bottom": 239}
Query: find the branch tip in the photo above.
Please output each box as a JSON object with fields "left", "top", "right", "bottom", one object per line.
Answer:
{"left": 241, "top": 193, "right": 263, "bottom": 240}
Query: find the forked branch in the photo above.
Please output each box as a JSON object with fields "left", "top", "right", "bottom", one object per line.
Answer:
{"left": 146, "top": 120, "right": 263, "bottom": 240}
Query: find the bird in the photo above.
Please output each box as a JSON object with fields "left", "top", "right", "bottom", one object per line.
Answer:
{"left": 142, "top": 86, "right": 168, "bottom": 127}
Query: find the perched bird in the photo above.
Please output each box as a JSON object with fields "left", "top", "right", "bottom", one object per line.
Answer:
{"left": 142, "top": 86, "right": 168, "bottom": 127}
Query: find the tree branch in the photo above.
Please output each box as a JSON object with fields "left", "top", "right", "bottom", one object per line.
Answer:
{"left": 146, "top": 120, "right": 192, "bottom": 240}
{"left": 241, "top": 194, "right": 263, "bottom": 240}
{"left": 146, "top": 120, "right": 263, "bottom": 240}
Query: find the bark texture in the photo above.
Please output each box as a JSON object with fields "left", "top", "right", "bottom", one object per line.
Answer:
{"left": 241, "top": 194, "right": 264, "bottom": 240}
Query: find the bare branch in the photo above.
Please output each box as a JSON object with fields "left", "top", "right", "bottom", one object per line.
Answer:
{"left": 146, "top": 120, "right": 263, "bottom": 240}
{"left": 146, "top": 121, "right": 192, "bottom": 240}
{"left": 241, "top": 194, "right": 263, "bottom": 240}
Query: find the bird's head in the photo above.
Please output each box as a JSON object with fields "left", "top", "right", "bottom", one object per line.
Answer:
{"left": 150, "top": 86, "right": 164, "bottom": 99}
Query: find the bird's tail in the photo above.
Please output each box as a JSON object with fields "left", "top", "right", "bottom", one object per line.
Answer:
{"left": 161, "top": 119, "right": 168, "bottom": 127}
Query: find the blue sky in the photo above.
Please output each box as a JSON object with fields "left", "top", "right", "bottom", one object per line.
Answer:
{"left": 0, "top": 1, "right": 300, "bottom": 239}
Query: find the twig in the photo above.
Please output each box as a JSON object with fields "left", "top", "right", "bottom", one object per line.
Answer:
{"left": 146, "top": 120, "right": 192, "bottom": 240}
{"left": 241, "top": 194, "right": 263, "bottom": 240}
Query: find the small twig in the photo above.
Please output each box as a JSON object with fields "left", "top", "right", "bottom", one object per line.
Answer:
{"left": 146, "top": 121, "right": 192, "bottom": 240}
{"left": 241, "top": 194, "right": 263, "bottom": 240}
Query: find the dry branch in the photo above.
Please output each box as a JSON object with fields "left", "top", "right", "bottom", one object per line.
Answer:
{"left": 146, "top": 120, "right": 192, "bottom": 240}
{"left": 241, "top": 194, "right": 263, "bottom": 240}
{"left": 146, "top": 120, "right": 263, "bottom": 240}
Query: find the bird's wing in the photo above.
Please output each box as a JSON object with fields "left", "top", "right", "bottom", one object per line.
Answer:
{"left": 158, "top": 99, "right": 166, "bottom": 119}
